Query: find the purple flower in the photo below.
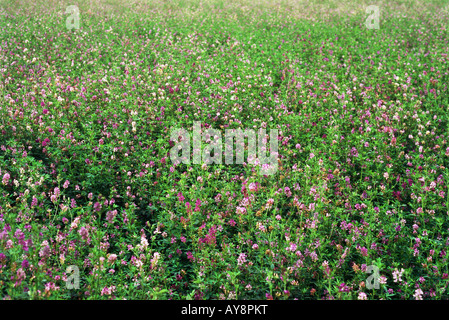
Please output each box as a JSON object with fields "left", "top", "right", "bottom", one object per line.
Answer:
{"left": 21, "top": 259, "right": 29, "bottom": 269}
{"left": 79, "top": 227, "right": 89, "bottom": 240}
{"left": 93, "top": 202, "right": 102, "bottom": 212}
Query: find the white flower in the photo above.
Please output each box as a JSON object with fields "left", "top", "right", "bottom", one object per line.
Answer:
{"left": 413, "top": 288, "right": 423, "bottom": 300}
{"left": 358, "top": 292, "right": 367, "bottom": 300}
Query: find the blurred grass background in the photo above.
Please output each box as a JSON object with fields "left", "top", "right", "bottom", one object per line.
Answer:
{"left": 0, "top": 0, "right": 448, "bottom": 20}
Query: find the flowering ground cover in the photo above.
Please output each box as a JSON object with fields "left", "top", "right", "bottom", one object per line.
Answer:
{"left": 0, "top": 0, "right": 448, "bottom": 300}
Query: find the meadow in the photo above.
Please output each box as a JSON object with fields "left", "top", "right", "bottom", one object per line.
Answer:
{"left": 0, "top": 0, "right": 448, "bottom": 300}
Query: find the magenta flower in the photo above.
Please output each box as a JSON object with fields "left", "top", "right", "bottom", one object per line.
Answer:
{"left": 42, "top": 138, "right": 50, "bottom": 146}
{"left": 194, "top": 198, "right": 201, "bottom": 212}
{"left": 21, "top": 259, "right": 29, "bottom": 269}
{"left": 93, "top": 202, "right": 102, "bottom": 212}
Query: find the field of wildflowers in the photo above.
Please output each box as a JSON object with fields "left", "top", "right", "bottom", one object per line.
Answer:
{"left": 0, "top": 0, "right": 448, "bottom": 300}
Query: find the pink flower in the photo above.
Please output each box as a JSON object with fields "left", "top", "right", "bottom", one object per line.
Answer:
{"left": 236, "top": 206, "right": 246, "bottom": 215}
{"left": 390, "top": 136, "right": 396, "bottom": 146}
{"left": 93, "top": 202, "right": 102, "bottom": 212}
{"left": 108, "top": 254, "right": 117, "bottom": 264}
{"left": 237, "top": 253, "right": 247, "bottom": 266}
{"left": 392, "top": 268, "right": 404, "bottom": 283}
{"left": 78, "top": 227, "right": 89, "bottom": 240}
{"left": 194, "top": 199, "right": 201, "bottom": 212}
{"left": 16, "top": 268, "right": 26, "bottom": 283}
{"left": 266, "top": 198, "right": 274, "bottom": 209}
{"left": 248, "top": 182, "right": 258, "bottom": 192}
{"left": 2, "top": 173, "right": 10, "bottom": 185}
{"left": 100, "top": 286, "right": 116, "bottom": 296}
{"left": 106, "top": 210, "right": 117, "bottom": 223}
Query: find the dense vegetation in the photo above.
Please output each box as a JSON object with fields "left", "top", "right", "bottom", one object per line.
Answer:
{"left": 0, "top": 0, "right": 448, "bottom": 300}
